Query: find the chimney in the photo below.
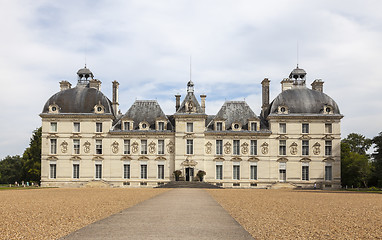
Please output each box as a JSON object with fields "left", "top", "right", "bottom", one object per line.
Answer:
{"left": 200, "top": 94, "right": 206, "bottom": 113}
{"left": 59, "top": 81, "right": 71, "bottom": 91}
{"left": 175, "top": 95, "right": 181, "bottom": 111}
{"left": 261, "top": 78, "right": 270, "bottom": 114}
{"left": 311, "top": 79, "right": 324, "bottom": 92}
{"left": 112, "top": 81, "right": 119, "bottom": 115}
{"left": 89, "top": 79, "right": 101, "bottom": 90}
{"left": 281, "top": 78, "right": 294, "bottom": 92}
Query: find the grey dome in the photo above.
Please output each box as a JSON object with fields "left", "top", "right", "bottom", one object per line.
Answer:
{"left": 269, "top": 87, "right": 340, "bottom": 115}
{"left": 42, "top": 86, "right": 114, "bottom": 115}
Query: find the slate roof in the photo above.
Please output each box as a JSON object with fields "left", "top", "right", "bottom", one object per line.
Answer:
{"left": 175, "top": 92, "right": 204, "bottom": 114}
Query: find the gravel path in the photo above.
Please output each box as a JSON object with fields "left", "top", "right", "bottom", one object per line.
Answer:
{"left": 0, "top": 188, "right": 167, "bottom": 240}
{"left": 207, "top": 189, "right": 382, "bottom": 239}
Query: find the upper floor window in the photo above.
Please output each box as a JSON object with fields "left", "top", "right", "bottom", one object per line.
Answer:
{"left": 279, "top": 140, "right": 286, "bottom": 155}
{"left": 250, "top": 140, "right": 257, "bottom": 156}
{"left": 73, "top": 122, "right": 80, "bottom": 132}
{"left": 96, "top": 140, "right": 102, "bottom": 154}
{"left": 325, "top": 123, "right": 332, "bottom": 134}
{"left": 141, "top": 140, "right": 147, "bottom": 155}
{"left": 233, "top": 140, "right": 240, "bottom": 155}
{"left": 124, "top": 140, "right": 130, "bottom": 154}
{"left": 187, "top": 122, "right": 193, "bottom": 132}
{"left": 158, "top": 140, "right": 165, "bottom": 154}
{"left": 50, "top": 139, "right": 57, "bottom": 155}
{"left": 186, "top": 139, "right": 193, "bottom": 154}
{"left": 96, "top": 122, "right": 103, "bottom": 133}
{"left": 302, "top": 123, "right": 309, "bottom": 134}
{"left": 216, "top": 140, "right": 223, "bottom": 155}
{"left": 73, "top": 139, "right": 80, "bottom": 154}
{"left": 302, "top": 140, "right": 309, "bottom": 155}
{"left": 325, "top": 140, "right": 332, "bottom": 156}
{"left": 124, "top": 122, "right": 130, "bottom": 131}
{"left": 158, "top": 122, "right": 165, "bottom": 131}
{"left": 50, "top": 122, "right": 57, "bottom": 132}
{"left": 279, "top": 123, "right": 286, "bottom": 134}
{"left": 216, "top": 122, "right": 223, "bottom": 131}
{"left": 250, "top": 122, "right": 257, "bottom": 131}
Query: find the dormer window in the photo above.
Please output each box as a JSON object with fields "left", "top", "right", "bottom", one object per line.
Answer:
{"left": 139, "top": 122, "right": 149, "bottom": 130}
{"left": 123, "top": 121, "right": 131, "bottom": 131}
{"left": 157, "top": 121, "right": 165, "bottom": 131}
{"left": 94, "top": 103, "right": 105, "bottom": 114}
{"left": 232, "top": 122, "right": 242, "bottom": 131}
{"left": 216, "top": 122, "right": 223, "bottom": 131}
{"left": 250, "top": 122, "right": 258, "bottom": 131}
{"left": 324, "top": 105, "right": 333, "bottom": 114}
{"left": 278, "top": 106, "right": 289, "bottom": 114}
{"left": 49, "top": 104, "right": 60, "bottom": 114}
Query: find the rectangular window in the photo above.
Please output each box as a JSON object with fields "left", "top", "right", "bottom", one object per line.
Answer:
{"left": 302, "top": 140, "right": 309, "bottom": 155}
{"left": 250, "top": 165, "right": 257, "bottom": 180}
{"left": 50, "top": 139, "right": 57, "bottom": 155}
{"left": 50, "top": 164, "right": 56, "bottom": 179}
{"left": 158, "top": 140, "right": 164, "bottom": 154}
{"left": 302, "top": 164, "right": 309, "bottom": 181}
{"left": 96, "top": 122, "right": 103, "bottom": 133}
{"left": 279, "top": 123, "right": 286, "bottom": 134}
{"left": 216, "top": 122, "right": 223, "bottom": 131}
{"left": 186, "top": 139, "right": 193, "bottom": 154}
{"left": 96, "top": 140, "right": 102, "bottom": 154}
{"left": 233, "top": 165, "right": 240, "bottom": 180}
{"left": 187, "top": 122, "right": 193, "bottom": 132}
{"left": 158, "top": 122, "right": 165, "bottom": 131}
{"left": 216, "top": 164, "right": 223, "bottom": 180}
{"left": 73, "top": 122, "right": 80, "bottom": 132}
{"left": 233, "top": 140, "right": 240, "bottom": 155}
{"left": 216, "top": 140, "right": 223, "bottom": 155}
{"left": 251, "top": 122, "right": 257, "bottom": 131}
{"left": 124, "top": 140, "right": 130, "bottom": 154}
{"left": 73, "top": 139, "right": 80, "bottom": 154}
{"left": 325, "top": 165, "right": 332, "bottom": 181}
{"left": 50, "top": 122, "right": 57, "bottom": 132}
{"left": 141, "top": 164, "right": 147, "bottom": 179}
{"left": 279, "top": 140, "right": 286, "bottom": 155}
{"left": 325, "top": 140, "right": 332, "bottom": 156}
{"left": 158, "top": 165, "right": 164, "bottom": 179}
{"left": 141, "top": 140, "right": 147, "bottom": 154}
{"left": 325, "top": 123, "right": 332, "bottom": 133}
{"left": 73, "top": 164, "right": 79, "bottom": 179}
{"left": 124, "top": 122, "right": 130, "bottom": 131}
{"left": 95, "top": 164, "right": 102, "bottom": 179}
{"left": 124, "top": 164, "right": 130, "bottom": 179}
{"left": 302, "top": 123, "right": 309, "bottom": 134}
{"left": 250, "top": 140, "right": 257, "bottom": 155}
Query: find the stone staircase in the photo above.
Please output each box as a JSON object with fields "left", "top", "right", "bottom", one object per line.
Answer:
{"left": 156, "top": 181, "right": 222, "bottom": 189}
{"left": 271, "top": 182, "right": 297, "bottom": 190}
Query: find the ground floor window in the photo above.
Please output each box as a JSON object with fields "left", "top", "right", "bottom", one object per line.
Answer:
{"left": 325, "top": 165, "right": 332, "bottom": 181}
{"left": 158, "top": 165, "right": 164, "bottom": 179}
{"left": 279, "top": 162, "right": 286, "bottom": 182}
{"left": 50, "top": 164, "right": 56, "bottom": 179}
{"left": 216, "top": 163, "right": 223, "bottom": 180}
{"left": 233, "top": 164, "right": 240, "bottom": 180}
{"left": 302, "top": 164, "right": 309, "bottom": 181}
{"left": 141, "top": 164, "right": 147, "bottom": 179}
{"left": 73, "top": 164, "right": 79, "bottom": 179}
{"left": 250, "top": 165, "right": 257, "bottom": 180}
{"left": 95, "top": 164, "right": 102, "bottom": 179}
{"left": 124, "top": 164, "right": 130, "bottom": 179}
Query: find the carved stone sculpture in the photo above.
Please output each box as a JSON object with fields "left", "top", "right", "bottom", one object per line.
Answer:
{"left": 83, "top": 141, "right": 91, "bottom": 153}
{"left": 60, "top": 141, "right": 68, "bottom": 153}
{"left": 131, "top": 141, "right": 139, "bottom": 153}
{"left": 111, "top": 141, "right": 119, "bottom": 154}
{"left": 205, "top": 142, "right": 212, "bottom": 154}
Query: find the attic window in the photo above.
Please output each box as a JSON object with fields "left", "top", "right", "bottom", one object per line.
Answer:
{"left": 49, "top": 104, "right": 60, "bottom": 114}
{"left": 232, "top": 123, "right": 241, "bottom": 131}
{"left": 278, "top": 106, "right": 289, "bottom": 114}
{"left": 324, "top": 105, "right": 333, "bottom": 114}
{"left": 139, "top": 122, "right": 150, "bottom": 130}
{"left": 94, "top": 104, "right": 105, "bottom": 114}
{"left": 216, "top": 122, "right": 223, "bottom": 131}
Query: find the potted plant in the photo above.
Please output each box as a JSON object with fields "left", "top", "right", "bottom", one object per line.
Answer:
{"left": 196, "top": 170, "right": 206, "bottom": 182}
{"left": 173, "top": 170, "right": 182, "bottom": 181}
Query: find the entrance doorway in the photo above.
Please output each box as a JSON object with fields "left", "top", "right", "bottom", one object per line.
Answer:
{"left": 185, "top": 167, "right": 194, "bottom": 181}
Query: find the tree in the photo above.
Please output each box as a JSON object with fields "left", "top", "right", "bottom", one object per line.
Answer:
{"left": 371, "top": 132, "right": 382, "bottom": 187}
{"left": 342, "top": 133, "right": 372, "bottom": 155}
{"left": 0, "top": 155, "right": 23, "bottom": 184}
{"left": 22, "top": 127, "right": 42, "bottom": 183}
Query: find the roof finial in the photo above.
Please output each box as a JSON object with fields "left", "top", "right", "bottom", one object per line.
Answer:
{"left": 297, "top": 41, "right": 299, "bottom": 68}
{"left": 190, "top": 55, "right": 192, "bottom": 81}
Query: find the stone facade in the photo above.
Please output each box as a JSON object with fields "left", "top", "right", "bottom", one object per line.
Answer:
{"left": 40, "top": 66, "right": 343, "bottom": 189}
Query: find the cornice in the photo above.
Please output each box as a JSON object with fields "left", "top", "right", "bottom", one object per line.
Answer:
{"left": 205, "top": 131, "right": 271, "bottom": 137}
{"left": 268, "top": 114, "right": 343, "bottom": 120}
{"left": 40, "top": 113, "right": 114, "bottom": 119}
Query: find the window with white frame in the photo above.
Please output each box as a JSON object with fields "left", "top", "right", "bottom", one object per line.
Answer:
{"left": 50, "top": 139, "right": 57, "bottom": 155}
{"left": 187, "top": 122, "right": 193, "bottom": 132}
{"left": 158, "top": 140, "right": 164, "bottom": 154}
{"left": 250, "top": 140, "right": 257, "bottom": 155}
{"left": 50, "top": 122, "right": 57, "bottom": 132}
{"left": 186, "top": 139, "right": 193, "bottom": 154}
{"left": 216, "top": 162, "right": 223, "bottom": 180}
{"left": 279, "top": 123, "right": 286, "bottom": 134}
{"left": 158, "top": 122, "right": 165, "bottom": 131}
{"left": 73, "top": 139, "right": 80, "bottom": 154}
{"left": 325, "top": 123, "right": 332, "bottom": 134}
{"left": 302, "top": 123, "right": 309, "bottom": 134}
{"left": 250, "top": 163, "right": 257, "bottom": 180}
{"left": 95, "top": 163, "right": 102, "bottom": 179}
{"left": 325, "top": 140, "right": 332, "bottom": 156}
{"left": 233, "top": 163, "right": 240, "bottom": 180}
{"left": 302, "top": 162, "right": 309, "bottom": 181}
{"left": 158, "top": 164, "right": 164, "bottom": 179}
{"left": 233, "top": 140, "right": 240, "bottom": 155}
{"left": 302, "top": 140, "right": 309, "bottom": 155}
{"left": 123, "top": 163, "right": 130, "bottom": 179}
{"left": 325, "top": 163, "right": 332, "bottom": 181}
{"left": 96, "top": 122, "right": 103, "bottom": 133}
{"left": 141, "top": 140, "right": 147, "bottom": 154}
{"left": 96, "top": 140, "right": 102, "bottom": 154}
{"left": 141, "top": 164, "right": 147, "bottom": 179}
{"left": 73, "top": 164, "right": 79, "bottom": 179}
{"left": 216, "top": 140, "right": 223, "bottom": 155}
{"left": 216, "top": 122, "right": 223, "bottom": 131}
{"left": 124, "top": 122, "right": 130, "bottom": 131}
{"left": 124, "top": 140, "right": 130, "bottom": 154}
{"left": 251, "top": 122, "right": 257, "bottom": 131}
{"left": 73, "top": 122, "right": 80, "bottom": 132}
{"left": 50, "top": 163, "right": 56, "bottom": 179}
{"left": 279, "top": 140, "right": 286, "bottom": 155}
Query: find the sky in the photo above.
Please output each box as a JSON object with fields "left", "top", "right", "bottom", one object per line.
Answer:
{"left": 0, "top": 0, "right": 382, "bottom": 159}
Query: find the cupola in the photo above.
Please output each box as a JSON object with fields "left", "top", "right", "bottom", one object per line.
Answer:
{"left": 77, "top": 65, "right": 94, "bottom": 85}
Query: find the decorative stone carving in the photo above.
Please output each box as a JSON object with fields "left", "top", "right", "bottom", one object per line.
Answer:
{"left": 205, "top": 142, "right": 212, "bottom": 154}
{"left": 83, "top": 141, "right": 91, "bottom": 153}
{"left": 241, "top": 142, "right": 249, "bottom": 154}
{"left": 261, "top": 142, "right": 269, "bottom": 155}
{"left": 149, "top": 141, "right": 156, "bottom": 154}
{"left": 313, "top": 142, "right": 321, "bottom": 155}
{"left": 60, "top": 141, "right": 68, "bottom": 153}
{"left": 111, "top": 141, "right": 119, "bottom": 154}
{"left": 131, "top": 141, "right": 139, "bottom": 153}
{"left": 167, "top": 141, "right": 175, "bottom": 154}
{"left": 290, "top": 142, "right": 298, "bottom": 155}
{"left": 224, "top": 142, "right": 231, "bottom": 154}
